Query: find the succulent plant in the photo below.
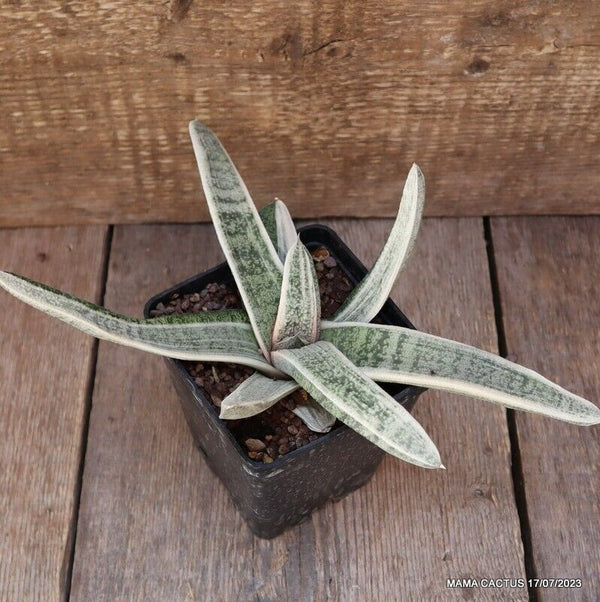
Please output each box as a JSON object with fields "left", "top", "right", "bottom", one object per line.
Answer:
{"left": 1, "top": 121, "right": 599, "bottom": 470}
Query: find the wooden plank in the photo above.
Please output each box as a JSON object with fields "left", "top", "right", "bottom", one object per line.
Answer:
{"left": 1, "top": 2, "right": 600, "bottom": 227}
{"left": 307, "top": 218, "right": 527, "bottom": 600}
{"left": 70, "top": 219, "right": 526, "bottom": 600}
{"left": 0, "top": 226, "right": 107, "bottom": 601}
{"left": 491, "top": 217, "right": 600, "bottom": 601}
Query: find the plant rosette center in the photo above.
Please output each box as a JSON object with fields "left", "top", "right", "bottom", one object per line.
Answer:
{"left": 149, "top": 245, "right": 356, "bottom": 462}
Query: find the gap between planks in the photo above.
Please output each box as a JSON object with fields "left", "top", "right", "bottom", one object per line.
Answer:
{"left": 483, "top": 217, "right": 537, "bottom": 602}
{"left": 67, "top": 219, "right": 526, "bottom": 601}
{"left": 490, "top": 216, "right": 600, "bottom": 602}
{"left": 0, "top": 225, "right": 108, "bottom": 602}
{"left": 62, "top": 226, "right": 114, "bottom": 602}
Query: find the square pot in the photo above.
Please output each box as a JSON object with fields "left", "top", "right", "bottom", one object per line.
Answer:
{"left": 144, "top": 224, "right": 426, "bottom": 538}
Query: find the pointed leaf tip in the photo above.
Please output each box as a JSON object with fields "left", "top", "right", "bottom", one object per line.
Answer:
{"left": 219, "top": 373, "right": 298, "bottom": 419}
{"left": 409, "top": 162, "right": 423, "bottom": 177}
{"left": 587, "top": 404, "right": 600, "bottom": 425}
{"left": 272, "top": 237, "right": 321, "bottom": 350}
{"left": 188, "top": 119, "right": 283, "bottom": 357}
{"left": 258, "top": 199, "right": 297, "bottom": 262}
{"left": 322, "top": 322, "right": 600, "bottom": 426}
{"left": 0, "top": 270, "right": 287, "bottom": 374}
{"left": 332, "top": 162, "right": 425, "bottom": 323}
{"left": 272, "top": 341, "right": 441, "bottom": 469}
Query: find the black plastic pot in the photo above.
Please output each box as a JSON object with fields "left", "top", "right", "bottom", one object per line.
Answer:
{"left": 144, "top": 224, "right": 426, "bottom": 539}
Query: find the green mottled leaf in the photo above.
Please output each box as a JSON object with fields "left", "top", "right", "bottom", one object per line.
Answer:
{"left": 272, "top": 238, "right": 321, "bottom": 350}
{"left": 291, "top": 399, "right": 336, "bottom": 433}
{"left": 0, "top": 271, "right": 282, "bottom": 376}
{"left": 272, "top": 341, "right": 442, "bottom": 468}
{"left": 220, "top": 372, "right": 298, "bottom": 419}
{"left": 189, "top": 121, "right": 283, "bottom": 357}
{"left": 321, "top": 322, "right": 600, "bottom": 425}
{"left": 333, "top": 164, "right": 425, "bottom": 323}
{"left": 259, "top": 199, "right": 297, "bottom": 262}
{"left": 258, "top": 202, "right": 279, "bottom": 248}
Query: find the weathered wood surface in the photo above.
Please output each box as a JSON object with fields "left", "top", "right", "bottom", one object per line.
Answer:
{"left": 3, "top": 217, "right": 599, "bottom": 601}
{"left": 0, "top": 226, "right": 107, "bottom": 602}
{"left": 69, "top": 219, "right": 527, "bottom": 601}
{"left": 492, "top": 217, "right": 600, "bottom": 602}
{"left": 1, "top": 2, "right": 600, "bottom": 227}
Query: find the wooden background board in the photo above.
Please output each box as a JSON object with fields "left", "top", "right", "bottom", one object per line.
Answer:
{"left": 1, "top": 1, "right": 600, "bottom": 227}
{"left": 492, "top": 217, "right": 600, "bottom": 601}
{"left": 69, "top": 219, "right": 527, "bottom": 601}
{"left": 0, "top": 226, "right": 107, "bottom": 601}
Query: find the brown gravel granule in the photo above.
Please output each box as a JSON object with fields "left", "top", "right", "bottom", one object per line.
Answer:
{"left": 151, "top": 246, "right": 354, "bottom": 463}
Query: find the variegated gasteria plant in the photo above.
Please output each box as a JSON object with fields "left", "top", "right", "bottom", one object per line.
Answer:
{"left": 1, "top": 121, "right": 599, "bottom": 470}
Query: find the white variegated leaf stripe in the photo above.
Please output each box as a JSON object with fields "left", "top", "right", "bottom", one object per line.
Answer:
{"left": 220, "top": 372, "right": 298, "bottom": 419}
{"left": 0, "top": 271, "right": 282, "bottom": 376}
{"left": 291, "top": 400, "right": 336, "bottom": 433}
{"left": 189, "top": 121, "right": 283, "bottom": 357}
{"left": 333, "top": 164, "right": 425, "bottom": 323}
{"left": 259, "top": 199, "right": 297, "bottom": 262}
{"left": 321, "top": 322, "right": 600, "bottom": 426}
{"left": 272, "top": 238, "right": 321, "bottom": 350}
{"left": 273, "top": 199, "right": 298, "bottom": 261}
{"left": 272, "top": 341, "right": 443, "bottom": 468}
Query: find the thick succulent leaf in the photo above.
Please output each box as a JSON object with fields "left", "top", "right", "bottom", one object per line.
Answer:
{"left": 321, "top": 322, "right": 600, "bottom": 426}
{"left": 220, "top": 372, "right": 298, "bottom": 419}
{"left": 271, "top": 237, "right": 321, "bottom": 350}
{"left": 0, "top": 271, "right": 283, "bottom": 376}
{"left": 220, "top": 371, "right": 334, "bottom": 432}
{"left": 259, "top": 199, "right": 297, "bottom": 262}
{"left": 333, "top": 164, "right": 425, "bottom": 323}
{"left": 291, "top": 399, "right": 336, "bottom": 433}
{"left": 258, "top": 201, "right": 279, "bottom": 248}
{"left": 272, "top": 341, "right": 443, "bottom": 468}
{"left": 189, "top": 120, "right": 283, "bottom": 357}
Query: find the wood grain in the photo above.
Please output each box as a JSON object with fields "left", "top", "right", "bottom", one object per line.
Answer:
{"left": 70, "top": 219, "right": 527, "bottom": 601}
{"left": 0, "top": 226, "right": 107, "bottom": 602}
{"left": 1, "top": 2, "right": 600, "bottom": 226}
{"left": 491, "top": 217, "right": 600, "bottom": 602}
{"left": 309, "top": 218, "right": 527, "bottom": 601}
